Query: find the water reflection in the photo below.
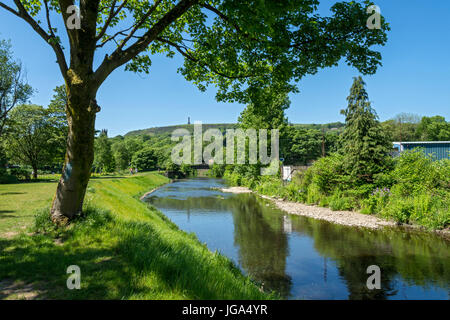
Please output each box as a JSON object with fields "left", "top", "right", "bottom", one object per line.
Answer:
{"left": 145, "top": 178, "right": 450, "bottom": 300}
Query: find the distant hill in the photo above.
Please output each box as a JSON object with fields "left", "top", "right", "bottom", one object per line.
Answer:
{"left": 124, "top": 122, "right": 345, "bottom": 137}
{"left": 292, "top": 122, "right": 345, "bottom": 131}
{"left": 125, "top": 123, "right": 238, "bottom": 137}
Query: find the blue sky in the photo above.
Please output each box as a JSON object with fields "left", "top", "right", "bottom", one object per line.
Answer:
{"left": 0, "top": 0, "right": 449, "bottom": 137}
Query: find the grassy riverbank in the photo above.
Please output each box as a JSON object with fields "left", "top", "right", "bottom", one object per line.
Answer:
{"left": 0, "top": 173, "right": 270, "bottom": 299}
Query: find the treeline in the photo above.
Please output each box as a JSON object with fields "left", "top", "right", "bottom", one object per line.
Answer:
{"left": 0, "top": 39, "right": 68, "bottom": 182}
{"left": 92, "top": 129, "right": 196, "bottom": 178}
{"left": 217, "top": 77, "right": 449, "bottom": 230}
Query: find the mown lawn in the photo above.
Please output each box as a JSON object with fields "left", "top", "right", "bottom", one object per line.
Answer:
{"left": 0, "top": 173, "right": 271, "bottom": 300}
{"left": 0, "top": 181, "right": 57, "bottom": 237}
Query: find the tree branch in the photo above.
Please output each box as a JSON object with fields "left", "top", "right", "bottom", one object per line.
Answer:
{"left": 94, "top": 0, "right": 199, "bottom": 88}
{"left": 157, "top": 37, "right": 252, "bottom": 80}
{"left": 0, "top": 1, "right": 69, "bottom": 80}
{"left": 116, "top": 0, "right": 162, "bottom": 52}
{"left": 96, "top": 0, "right": 128, "bottom": 41}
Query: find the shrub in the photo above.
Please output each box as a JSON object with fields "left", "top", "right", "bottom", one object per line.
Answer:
{"left": 391, "top": 150, "right": 440, "bottom": 196}
{"left": 0, "top": 170, "right": 18, "bottom": 184}
{"left": 9, "top": 167, "right": 31, "bottom": 181}
{"left": 328, "top": 190, "right": 355, "bottom": 211}
{"left": 180, "top": 163, "right": 195, "bottom": 177}
{"left": 307, "top": 153, "right": 347, "bottom": 195}
{"left": 360, "top": 187, "right": 391, "bottom": 214}
{"left": 284, "top": 182, "right": 306, "bottom": 202}
{"left": 209, "top": 163, "right": 226, "bottom": 177}
{"left": 381, "top": 196, "right": 414, "bottom": 224}
{"left": 254, "top": 176, "right": 284, "bottom": 197}
{"left": 306, "top": 183, "right": 322, "bottom": 205}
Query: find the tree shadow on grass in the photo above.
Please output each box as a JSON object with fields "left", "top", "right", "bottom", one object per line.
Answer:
{"left": 0, "top": 235, "right": 137, "bottom": 300}
{"left": 0, "top": 192, "right": 26, "bottom": 196}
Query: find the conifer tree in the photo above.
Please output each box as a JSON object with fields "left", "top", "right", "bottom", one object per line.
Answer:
{"left": 341, "top": 76, "right": 390, "bottom": 184}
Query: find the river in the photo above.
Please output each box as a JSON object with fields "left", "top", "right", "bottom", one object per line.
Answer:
{"left": 143, "top": 178, "right": 450, "bottom": 300}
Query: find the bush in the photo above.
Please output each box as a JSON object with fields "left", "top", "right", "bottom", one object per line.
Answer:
{"left": 360, "top": 187, "right": 391, "bottom": 214}
{"left": 254, "top": 176, "right": 284, "bottom": 197}
{"left": 328, "top": 190, "right": 355, "bottom": 211}
{"left": 381, "top": 196, "right": 414, "bottom": 224}
{"left": 180, "top": 163, "right": 195, "bottom": 177}
{"left": 9, "top": 167, "right": 31, "bottom": 181}
{"left": 284, "top": 182, "right": 306, "bottom": 202}
{"left": 209, "top": 163, "right": 226, "bottom": 177}
{"left": 306, "top": 153, "right": 348, "bottom": 195}
{"left": 0, "top": 170, "right": 18, "bottom": 184}
{"left": 391, "top": 150, "right": 440, "bottom": 196}
{"left": 306, "top": 183, "right": 322, "bottom": 205}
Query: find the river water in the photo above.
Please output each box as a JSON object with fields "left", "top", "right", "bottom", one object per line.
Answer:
{"left": 143, "top": 178, "right": 450, "bottom": 300}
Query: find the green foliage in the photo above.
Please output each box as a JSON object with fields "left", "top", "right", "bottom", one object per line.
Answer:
{"left": 0, "top": 171, "right": 18, "bottom": 184}
{"left": 328, "top": 190, "right": 355, "bottom": 211}
{"left": 390, "top": 150, "right": 440, "bottom": 196}
{"left": 360, "top": 187, "right": 391, "bottom": 214}
{"left": 340, "top": 76, "right": 391, "bottom": 184}
{"left": 254, "top": 176, "right": 285, "bottom": 197}
{"left": 381, "top": 113, "right": 421, "bottom": 142}
{"left": 208, "top": 163, "right": 226, "bottom": 177}
{"left": 180, "top": 163, "right": 195, "bottom": 177}
{"left": 226, "top": 145, "right": 449, "bottom": 230}
{"left": 112, "top": 141, "right": 131, "bottom": 171}
{"left": 282, "top": 127, "right": 322, "bottom": 165}
{"left": 131, "top": 147, "right": 157, "bottom": 171}
{"left": 0, "top": 39, "right": 33, "bottom": 137}
{"left": 94, "top": 129, "right": 115, "bottom": 173}
{"left": 32, "top": 207, "right": 61, "bottom": 237}
{"left": 9, "top": 167, "right": 31, "bottom": 181}
{"left": 238, "top": 88, "right": 289, "bottom": 130}
{"left": 307, "top": 153, "right": 347, "bottom": 195}
{"left": 417, "top": 116, "right": 450, "bottom": 141}
{"left": 3, "top": 104, "right": 64, "bottom": 178}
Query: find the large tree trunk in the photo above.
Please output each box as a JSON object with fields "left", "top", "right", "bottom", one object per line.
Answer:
{"left": 51, "top": 85, "right": 99, "bottom": 223}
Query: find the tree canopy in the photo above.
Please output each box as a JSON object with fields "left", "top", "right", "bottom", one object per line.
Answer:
{"left": 0, "top": 0, "right": 389, "bottom": 102}
{"left": 0, "top": 39, "right": 33, "bottom": 137}
{"left": 3, "top": 104, "right": 66, "bottom": 178}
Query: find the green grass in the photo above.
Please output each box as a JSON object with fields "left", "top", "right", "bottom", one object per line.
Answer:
{"left": 0, "top": 173, "right": 270, "bottom": 299}
{"left": 0, "top": 181, "right": 57, "bottom": 236}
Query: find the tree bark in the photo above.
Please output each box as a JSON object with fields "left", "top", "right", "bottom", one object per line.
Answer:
{"left": 51, "top": 84, "right": 99, "bottom": 223}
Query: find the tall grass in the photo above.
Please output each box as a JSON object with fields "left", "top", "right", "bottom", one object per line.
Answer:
{"left": 0, "top": 173, "right": 271, "bottom": 299}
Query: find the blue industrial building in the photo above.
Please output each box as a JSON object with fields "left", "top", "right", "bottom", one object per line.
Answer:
{"left": 392, "top": 141, "right": 450, "bottom": 160}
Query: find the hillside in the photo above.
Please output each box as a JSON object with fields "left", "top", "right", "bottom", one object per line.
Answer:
{"left": 124, "top": 122, "right": 345, "bottom": 137}
{"left": 124, "top": 123, "right": 238, "bottom": 137}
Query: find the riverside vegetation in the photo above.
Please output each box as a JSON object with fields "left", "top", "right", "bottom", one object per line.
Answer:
{"left": 0, "top": 173, "right": 271, "bottom": 299}
{"left": 216, "top": 78, "right": 449, "bottom": 231}
{"left": 222, "top": 150, "right": 450, "bottom": 231}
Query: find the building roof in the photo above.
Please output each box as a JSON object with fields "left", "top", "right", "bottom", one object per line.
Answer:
{"left": 392, "top": 141, "right": 450, "bottom": 145}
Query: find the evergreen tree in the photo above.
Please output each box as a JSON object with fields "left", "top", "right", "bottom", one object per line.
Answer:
{"left": 341, "top": 77, "right": 391, "bottom": 184}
